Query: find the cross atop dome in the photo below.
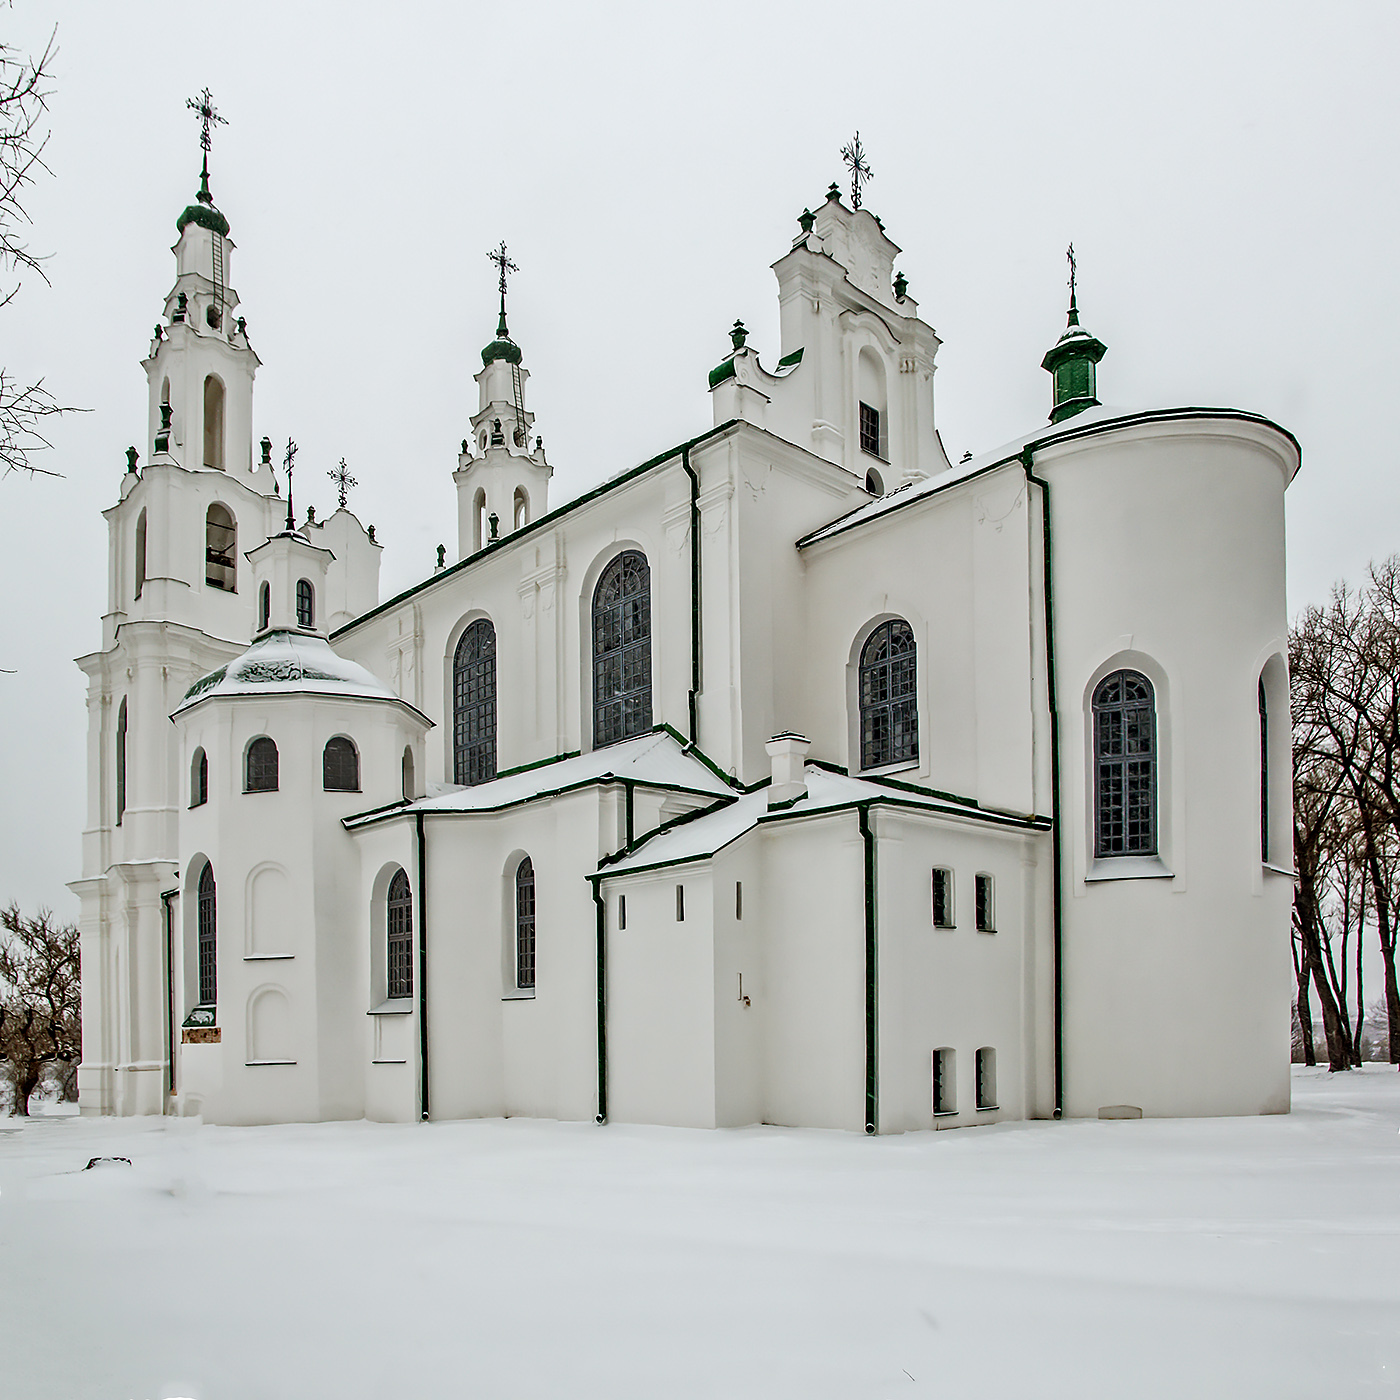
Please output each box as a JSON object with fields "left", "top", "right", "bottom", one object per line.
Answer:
{"left": 839, "top": 131, "right": 873, "bottom": 211}
{"left": 185, "top": 87, "right": 227, "bottom": 207}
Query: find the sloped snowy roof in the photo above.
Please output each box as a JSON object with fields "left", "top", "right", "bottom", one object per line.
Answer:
{"left": 174, "top": 630, "right": 421, "bottom": 718}
{"left": 597, "top": 765, "right": 1047, "bottom": 878}
{"left": 344, "top": 729, "right": 737, "bottom": 829}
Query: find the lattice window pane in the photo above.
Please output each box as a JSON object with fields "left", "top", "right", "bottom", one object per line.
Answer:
{"left": 592, "top": 552, "right": 651, "bottom": 749}
{"left": 197, "top": 863, "right": 217, "bottom": 1007}
{"left": 323, "top": 737, "right": 359, "bottom": 791}
{"left": 859, "top": 619, "right": 918, "bottom": 770}
{"left": 245, "top": 737, "right": 278, "bottom": 792}
{"left": 386, "top": 869, "right": 413, "bottom": 999}
{"left": 453, "top": 620, "right": 497, "bottom": 786}
{"left": 516, "top": 857, "right": 536, "bottom": 990}
{"left": 1093, "top": 670, "right": 1157, "bottom": 857}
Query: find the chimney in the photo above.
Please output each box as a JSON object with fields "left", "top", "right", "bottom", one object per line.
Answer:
{"left": 765, "top": 732, "right": 811, "bottom": 808}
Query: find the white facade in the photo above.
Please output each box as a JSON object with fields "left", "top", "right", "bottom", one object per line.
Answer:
{"left": 73, "top": 166, "right": 1299, "bottom": 1131}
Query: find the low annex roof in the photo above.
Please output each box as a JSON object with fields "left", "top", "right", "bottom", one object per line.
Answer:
{"left": 343, "top": 729, "right": 736, "bottom": 830}
{"left": 798, "top": 403, "right": 1301, "bottom": 549}
{"left": 596, "top": 765, "right": 1049, "bottom": 880}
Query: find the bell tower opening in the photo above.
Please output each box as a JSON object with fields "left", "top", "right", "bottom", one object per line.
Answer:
{"left": 203, "top": 375, "right": 226, "bottom": 469}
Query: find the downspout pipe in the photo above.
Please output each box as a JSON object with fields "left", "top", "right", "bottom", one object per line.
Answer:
{"left": 593, "top": 879, "right": 608, "bottom": 1123}
{"left": 416, "top": 811, "right": 430, "bottom": 1122}
{"left": 1017, "top": 446, "right": 1064, "bottom": 1119}
{"left": 859, "top": 803, "right": 878, "bottom": 1134}
{"left": 161, "top": 886, "right": 178, "bottom": 1103}
{"left": 680, "top": 446, "right": 701, "bottom": 746}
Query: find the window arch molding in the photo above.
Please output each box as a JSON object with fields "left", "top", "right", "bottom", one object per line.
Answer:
{"left": 368, "top": 862, "right": 412, "bottom": 1006}
{"left": 847, "top": 611, "right": 924, "bottom": 775}
{"left": 190, "top": 746, "right": 208, "bottom": 808}
{"left": 1082, "top": 650, "right": 1175, "bottom": 877}
{"left": 322, "top": 734, "right": 360, "bottom": 792}
{"left": 577, "top": 538, "right": 660, "bottom": 754}
{"left": 500, "top": 849, "right": 537, "bottom": 997}
{"left": 443, "top": 610, "right": 498, "bottom": 786}
{"left": 245, "top": 984, "right": 295, "bottom": 1065}
{"left": 1257, "top": 649, "right": 1290, "bottom": 871}
{"left": 385, "top": 868, "right": 414, "bottom": 1000}
{"left": 243, "top": 860, "right": 292, "bottom": 957}
{"left": 244, "top": 734, "right": 279, "bottom": 793}
{"left": 180, "top": 852, "right": 215, "bottom": 1016}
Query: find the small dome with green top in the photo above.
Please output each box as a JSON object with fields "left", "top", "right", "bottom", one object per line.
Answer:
{"left": 1041, "top": 244, "right": 1106, "bottom": 423}
{"left": 482, "top": 335, "right": 523, "bottom": 367}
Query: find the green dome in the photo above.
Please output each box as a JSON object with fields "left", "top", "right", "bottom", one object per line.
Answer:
{"left": 177, "top": 200, "right": 230, "bottom": 237}
{"left": 482, "top": 337, "right": 522, "bottom": 366}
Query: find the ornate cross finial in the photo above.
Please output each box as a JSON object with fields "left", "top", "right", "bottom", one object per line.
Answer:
{"left": 185, "top": 88, "right": 227, "bottom": 203}
{"left": 283, "top": 438, "right": 298, "bottom": 532}
{"left": 488, "top": 240, "right": 519, "bottom": 338}
{"left": 1066, "top": 242, "right": 1081, "bottom": 325}
{"left": 328, "top": 457, "right": 357, "bottom": 510}
{"left": 839, "top": 131, "right": 873, "bottom": 210}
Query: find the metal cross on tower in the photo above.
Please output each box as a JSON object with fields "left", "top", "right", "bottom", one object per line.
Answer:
{"left": 840, "top": 131, "right": 873, "bottom": 210}
{"left": 283, "top": 438, "right": 298, "bottom": 532}
{"left": 488, "top": 240, "right": 518, "bottom": 338}
{"left": 1067, "top": 243, "right": 1078, "bottom": 305}
{"left": 185, "top": 88, "right": 227, "bottom": 201}
{"left": 328, "top": 458, "right": 357, "bottom": 510}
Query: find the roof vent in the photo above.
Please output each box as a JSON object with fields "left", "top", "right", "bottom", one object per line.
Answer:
{"left": 765, "top": 732, "right": 811, "bottom": 808}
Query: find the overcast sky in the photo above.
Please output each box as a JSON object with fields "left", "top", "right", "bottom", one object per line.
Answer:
{"left": 3, "top": 1, "right": 1399, "bottom": 919}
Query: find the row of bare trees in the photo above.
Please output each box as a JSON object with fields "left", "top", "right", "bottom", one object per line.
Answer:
{"left": 0, "top": 903, "right": 80, "bottom": 1113}
{"left": 1291, "top": 558, "right": 1400, "bottom": 1070}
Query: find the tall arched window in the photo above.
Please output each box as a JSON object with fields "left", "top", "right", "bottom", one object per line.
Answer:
{"left": 205, "top": 503, "right": 237, "bottom": 591}
{"left": 323, "top": 736, "right": 359, "bottom": 791}
{"left": 115, "top": 697, "right": 128, "bottom": 826}
{"left": 191, "top": 747, "right": 208, "bottom": 808}
{"left": 387, "top": 869, "right": 413, "bottom": 999}
{"left": 203, "top": 375, "right": 225, "bottom": 469}
{"left": 1093, "top": 670, "right": 1157, "bottom": 857}
{"left": 245, "top": 736, "right": 279, "bottom": 793}
{"left": 858, "top": 347, "right": 888, "bottom": 461}
{"left": 513, "top": 486, "right": 528, "bottom": 531}
{"left": 134, "top": 509, "right": 147, "bottom": 600}
{"left": 296, "top": 579, "right": 315, "bottom": 628}
{"left": 197, "top": 862, "right": 217, "bottom": 1007}
{"left": 859, "top": 619, "right": 917, "bottom": 770}
{"left": 515, "top": 856, "right": 536, "bottom": 991}
{"left": 453, "top": 619, "right": 497, "bottom": 786}
{"left": 402, "top": 746, "right": 416, "bottom": 801}
{"left": 593, "top": 550, "right": 651, "bottom": 749}
{"left": 473, "top": 488, "right": 487, "bottom": 553}
{"left": 1259, "top": 677, "right": 1269, "bottom": 863}
{"left": 259, "top": 581, "right": 271, "bottom": 631}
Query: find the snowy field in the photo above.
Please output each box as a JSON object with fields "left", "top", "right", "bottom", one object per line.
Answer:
{"left": 2, "top": 1067, "right": 1397, "bottom": 1400}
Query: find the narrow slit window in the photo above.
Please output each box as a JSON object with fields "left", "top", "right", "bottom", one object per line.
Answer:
{"left": 115, "top": 697, "right": 128, "bottom": 827}
{"left": 932, "top": 1048, "right": 955, "bottom": 1115}
{"left": 516, "top": 857, "right": 536, "bottom": 990}
{"left": 197, "top": 862, "right": 217, "bottom": 1008}
{"left": 618, "top": 893, "right": 626, "bottom": 930}
{"left": 976, "top": 1047, "right": 997, "bottom": 1110}
{"left": 1259, "top": 677, "right": 1269, "bottom": 863}
{"left": 675, "top": 885, "right": 685, "bottom": 922}
{"left": 931, "top": 868, "right": 953, "bottom": 928}
{"left": 735, "top": 881, "right": 743, "bottom": 921}
{"left": 974, "top": 874, "right": 995, "bottom": 932}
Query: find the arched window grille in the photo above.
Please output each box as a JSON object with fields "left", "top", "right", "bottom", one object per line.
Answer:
{"left": 386, "top": 869, "right": 413, "bottom": 999}
{"left": 191, "top": 748, "right": 208, "bottom": 808}
{"left": 1259, "top": 677, "right": 1269, "bottom": 863}
{"left": 205, "top": 503, "right": 237, "bottom": 591}
{"left": 296, "top": 578, "right": 314, "bottom": 628}
{"left": 258, "top": 581, "right": 270, "bottom": 631}
{"left": 1092, "top": 670, "right": 1157, "bottom": 857}
{"left": 453, "top": 619, "right": 497, "bottom": 786}
{"left": 197, "top": 862, "right": 217, "bottom": 1007}
{"left": 323, "top": 736, "right": 359, "bottom": 791}
{"left": 115, "top": 697, "right": 128, "bottom": 826}
{"left": 859, "top": 619, "right": 918, "bottom": 770}
{"left": 245, "top": 736, "right": 279, "bottom": 793}
{"left": 515, "top": 856, "right": 536, "bottom": 990}
{"left": 592, "top": 551, "right": 651, "bottom": 749}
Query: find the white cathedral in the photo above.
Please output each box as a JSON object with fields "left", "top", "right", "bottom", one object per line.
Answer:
{"left": 72, "top": 134, "right": 1300, "bottom": 1131}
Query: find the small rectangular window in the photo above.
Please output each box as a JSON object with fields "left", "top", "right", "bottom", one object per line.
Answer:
{"left": 931, "top": 868, "right": 953, "bottom": 928}
{"left": 676, "top": 884, "right": 685, "bottom": 922}
{"left": 976, "top": 1047, "right": 997, "bottom": 1110}
{"left": 859, "top": 401, "right": 881, "bottom": 457}
{"left": 932, "top": 1048, "right": 956, "bottom": 1115}
{"left": 974, "top": 874, "right": 995, "bottom": 932}
{"left": 618, "top": 893, "right": 626, "bottom": 930}
{"left": 735, "top": 881, "right": 743, "bottom": 920}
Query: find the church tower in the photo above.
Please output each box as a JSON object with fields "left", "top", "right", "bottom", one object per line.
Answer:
{"left": 453, "top": 244, "right": 552, "bottom": 559}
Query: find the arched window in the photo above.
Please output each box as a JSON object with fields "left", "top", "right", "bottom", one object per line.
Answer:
{"left": 513, "top": 486, "right": 528, "bottom": 531}
{"left": 515, "top": 856, "right": 536, "bottom": 990}
{"left": 386, "top": 869, "right": 413, "bottom": 999}
{"left": 859, "top": 619, "right": 917, "bottom": 770}
{"left": 191, "top": 748, "right": 208, "bottom": 808}
{"left": 592, "top": 550, "right": 652, "bottom": 749}
{"left": 205, "top": 503, "right": 237, "bottom": 592}
{"left": 864, "top": 467, "right": 884, "bottom": 496}
{"left": 323, "top": 736, "right": 359, "bottom": 791}
{"left": 474, "top": 488, "right": 487, "bottom": 553}
{"left": 203, "top": 375, "right": 225, "bottom": 469}
{"left": 245, "top": 736, "right": 279, "bottom": 793}
{"left": 402, "top": 746, "right": 416, "bottom": 801}
{"left": 134, "top": 508, "right": 147, "bottom": 600}
{"left": 1092, "top": 670, "right": 1157, "bottom": 857}
{"left": 197, "top": 862, "right": 217, "bottom": 1007}
{"left": 115, "top": 697, "right": 128, "bottom": 826}
{"left": 296, "top": 578, "right": 314, "bottom": 628}
{"left": 1259, "top": 677, "right": 1269, "bottom": 863}
{"left": 258, "top": 581, "right": 271, "bottom": 631}
{"left": 453, "top": 619, "right": 497, "bottom": 786}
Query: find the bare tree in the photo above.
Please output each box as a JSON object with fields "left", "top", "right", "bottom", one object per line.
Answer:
{"left": 0, "top": 903, "right": 80, "bottom": 1115}
{"left": 0, "top": 26, "right": 71, "bottom": 477}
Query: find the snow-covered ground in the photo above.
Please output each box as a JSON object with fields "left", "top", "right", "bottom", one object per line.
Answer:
{"left": 2, "top": 1066, "right": 1397, "bottom": 1400}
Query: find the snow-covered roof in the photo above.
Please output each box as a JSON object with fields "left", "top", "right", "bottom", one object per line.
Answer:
{"left": 344, "top": 729, "right": 737, "bottom": 829}
{"left": 798, "top": 404, "right": 1297, "bottom": 548}
{"left": 597, "top": 765, "right": 1047, "bottom": 879}
{"left": 174, "top": 631, "right": 421, "bottom": 718}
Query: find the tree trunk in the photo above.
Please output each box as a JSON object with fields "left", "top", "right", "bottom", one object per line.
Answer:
{"left": 1295, "top": 948, "right": 1317, "bottom": 1066}
{"left": 1381, "top": 935, "right": 1400, "bottom": 1065}
{"left": 1295, "top": 881, "right": 1356, "bottom": 1069}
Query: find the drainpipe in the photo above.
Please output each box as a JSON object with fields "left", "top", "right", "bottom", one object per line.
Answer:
{"left": 680, "top": 446, "right": 701, "bottom": 745}
{"left": 859, "top": 803, "right": 877, "bottom": 1134}
{"left": 1017, "top": 446, "right": 1064, "bottom": 1119}
{"left": 161, "top": 886, "right": 178, "bottom": 1102}
{"left": 593, "top": 880, "right": 608, "bottom": 1123}
{"left": 415, "top": 811, "right": 430, "bottom": 1122}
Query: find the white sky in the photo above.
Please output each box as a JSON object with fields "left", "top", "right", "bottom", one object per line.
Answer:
{"left": 4, "top": 1, "right": 1399, "bottom": 925}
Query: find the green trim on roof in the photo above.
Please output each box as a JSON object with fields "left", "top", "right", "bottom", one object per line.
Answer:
{"left": 176, "top": 202, "right": 230, "bottom": 237}
{"left": 482, "top": 337, "right": 522, "bottom": 366}
{"left": 776, "top": 348, "right": 804, "bottom": 369}
{"left": 708, "top": 357, "right": 737, "bottom": 389}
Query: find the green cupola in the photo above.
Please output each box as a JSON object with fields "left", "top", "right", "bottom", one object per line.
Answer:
{"left": 1041, "top": 247, "right": 1106, "bottom": 423}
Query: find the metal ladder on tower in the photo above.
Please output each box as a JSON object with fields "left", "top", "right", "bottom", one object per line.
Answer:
{"left": 510, "top": 362, "right": 527, "bottom": 448}
{"left": 208, "top": 233, "right": 225, "bottom": 330}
